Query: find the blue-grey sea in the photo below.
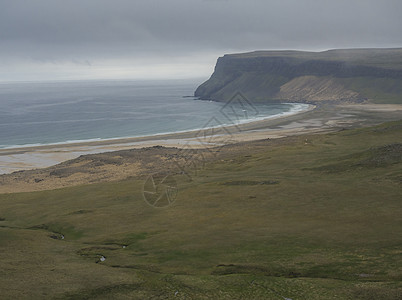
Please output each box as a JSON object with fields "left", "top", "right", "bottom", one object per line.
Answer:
{"left": 0, "top": 79, "right": 307, "bottom": 149}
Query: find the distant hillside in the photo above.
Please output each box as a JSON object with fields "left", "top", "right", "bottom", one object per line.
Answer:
{"left": 195, "top": 48, "right": 402, "bottom": 104}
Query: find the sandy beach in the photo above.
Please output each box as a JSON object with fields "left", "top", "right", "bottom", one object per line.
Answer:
{"left": 0, "top": 104, "right": 315, "bottom": 174}
{"left": 1, "top": 103, "right": 402, "bottom": 176}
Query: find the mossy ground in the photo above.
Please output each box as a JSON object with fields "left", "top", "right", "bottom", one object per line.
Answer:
{"left": 0, "top": 120, "right": 401, "bottom": 299}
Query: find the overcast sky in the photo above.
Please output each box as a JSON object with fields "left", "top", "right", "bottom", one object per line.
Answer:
{"left": 0, "top": 0, "right": 401, "bottom": 81}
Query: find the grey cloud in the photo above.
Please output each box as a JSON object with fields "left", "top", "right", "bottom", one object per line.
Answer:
{"left": 0, "top": 0, "right": 401, "bottom": 79}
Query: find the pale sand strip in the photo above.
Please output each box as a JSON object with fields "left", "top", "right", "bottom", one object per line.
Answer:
{"left": 0, "top": 105, "right": 315, "bottom": 174}
{"left": 1, "top": 103, "right": 402, "bottom": 175}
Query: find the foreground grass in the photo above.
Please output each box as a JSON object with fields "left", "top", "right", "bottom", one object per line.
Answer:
{"left": 0, "top": 121, "right": 401, "bottom": 299}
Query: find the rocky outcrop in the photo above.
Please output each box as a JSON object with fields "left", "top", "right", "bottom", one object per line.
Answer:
{"left": 195, "top": 48, "right": 402, "bottom": 103}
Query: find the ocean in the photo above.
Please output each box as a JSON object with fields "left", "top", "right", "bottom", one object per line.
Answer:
{"left": 0, "top": 79, "right": 308, "bottom": 149}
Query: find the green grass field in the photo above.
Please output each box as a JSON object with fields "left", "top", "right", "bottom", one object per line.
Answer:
{"left": 1, "top": 121, "right": 401, "bottom": 299}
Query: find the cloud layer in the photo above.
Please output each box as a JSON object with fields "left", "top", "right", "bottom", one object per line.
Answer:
{"left": 1, "top": 0, "right": 401, "bottom": 81}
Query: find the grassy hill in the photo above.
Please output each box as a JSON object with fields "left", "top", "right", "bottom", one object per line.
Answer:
{"left": 1, "top": 120, "right": 401, "bottom": 299}
{"left": 195, "top": 48, "right": 402, "bottom": 104}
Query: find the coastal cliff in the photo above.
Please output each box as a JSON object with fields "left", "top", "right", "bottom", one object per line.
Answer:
{"left": 195, "top": 48, "right": 402, "bottom": 104}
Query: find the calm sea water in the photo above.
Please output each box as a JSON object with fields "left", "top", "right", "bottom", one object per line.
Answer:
{"left": 0, "top": 79, "right": 307, "bottom": 148}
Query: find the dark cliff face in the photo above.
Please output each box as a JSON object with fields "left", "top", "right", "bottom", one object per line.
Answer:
{"left": 195, "top": 48, "right": 402, "bottom": 104}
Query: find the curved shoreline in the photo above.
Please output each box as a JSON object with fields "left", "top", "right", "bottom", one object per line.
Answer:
{"left": 0, "top": 104, "right": 314, "bottom": 175}
{"left": 0, "top": 102, "right": 312, "bottom": 151}
{"left": 0, "top": 103, "right": 314, "bottom": 154}
{"left": 2, "top": 102, "right": 402, "bottom": 175}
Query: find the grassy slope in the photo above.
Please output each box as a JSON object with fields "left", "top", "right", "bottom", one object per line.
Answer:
{"left": 0, "top": 121, "right": 401, "bottom": 299}
{"left": 231, "top": 48, "right": 402, "bottom": 70}
{"left": 339, "top": 77, "right": 402, "bottom": 104}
